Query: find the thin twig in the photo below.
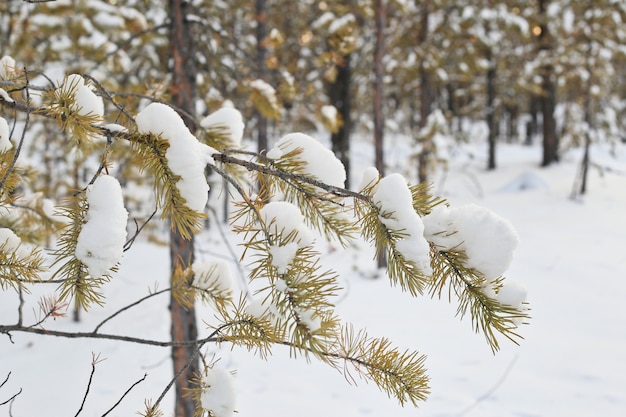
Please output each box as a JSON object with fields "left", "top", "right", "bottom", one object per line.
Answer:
{"left": 92, "top": 288, "right": 170, "bottom": 334}
{"left": 101, "top": 373, "right": 147, "bottom": 417}
{"left": 123, "top": 208, "right": 158, "bottom": 252}
{"left": 74, "top": 354, "right": 104, "bottom": 417}
{"left": 458, "top": 354, "right": 519, "bottom": 416}
{"left": 83, "top": 74, "right": 135, "bottom": 122}
{"left": 0, "top": 388, "right": 22, "bottom": 407}
{"left": 206, "top": 206, "right": 250, "bottom": 299}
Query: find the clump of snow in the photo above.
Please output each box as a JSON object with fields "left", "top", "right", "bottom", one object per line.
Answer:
{"left": 192, "top": 259, "right": 234, "bottom": 295}
{"left": 320, "top": 105, "right": 341, "bottom": 132}
{"left": 102, "top": 123, "right": 128, "bottom": 134}
{"left": 423, "top": 203, "right": 519, "bottom": 281}
{"left": 0, "top": 117, "right": 12, "bottom": 153}
{"left": 200, "top": 367, "right": 237, "bottom": 417}
{"left": 266, "top": 133, "right": 346, "bottom": 188}
{"left": 268, "top": 242, "right": 300, "bottom": 275}
{"left": 358, "top": 167, "right": 380, "bottom": 191}
{"left": 61, "top": 74, "right": 104, "bottom": 121}
{"left": 259, "top": 201, "right": 314, "bottom": 248}
{"left": 42, "top": 198, "right": 69, "bottom": 224}
{"left": 0, "top": 88, "right": 13, "bottom": 103}
{"left": 200, "top": 106, "right": 245, "bottom": 147}
{"left": 495, "top": 281, "right": 527, "bottom": 310}
{"left": 249, "top": 79, "right": 279, "bottom": 113}
{"left": 75, "top": 175, "right": 128, "bottom": 278}
{"left": 260, "top": 201, "right": 315, "bottom": 276}
{"left": 295, "top": 306, "right": 322, "bottom": 332}
{"left": 371, "top": 173, "right": 432, "bottom": 275}
{"left": 0, "top": 56, "right": 16, "bottom": 79}
{"left": 0, "top": 228, "right": 31, "bottom": 260}
{"left": 135, "top": 102, "right": 216, "bottom": 213}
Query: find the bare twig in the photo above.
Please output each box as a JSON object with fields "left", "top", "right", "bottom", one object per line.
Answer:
{"left": 74, "top": 353, "right": 105, "bottom": 417}
{"left": 101, "top": 373, "right": 147, "bottom": 417}
{"left": 92, "top": 287, "right": 170, "bottom": 334}
{"left": 458, "top": 354, "right": 519, "bottom": 416}
{"left": 123, "top": 208, "right": 158, "bottom": 252}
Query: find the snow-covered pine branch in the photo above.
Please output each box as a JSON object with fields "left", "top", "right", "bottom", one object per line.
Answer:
{"left": 0, "top": 67, "right": 530, "bottom": 412}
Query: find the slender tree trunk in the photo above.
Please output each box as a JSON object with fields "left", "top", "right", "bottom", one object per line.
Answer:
{"left": 417, "top": 1, "right": 432, "bottom": 184}
{"left": 373, "top": 0, "right": 386, "bottom": 177}
{"left": 541, "top": 67, "right": 558, "bottom": 166}
{"left": 374, "top": 0, "right": 386, "bottom": 269}
{"left": 538, "top": 0, "right": 558, "bottom": 166}
{"left": 168, "top": 1, "right": 199, "bottom": 416}
{"left": 329, "top": 53, "right": 352, "bottom": 189}
{"left": 579, "top": 33, "right": 594, "bottom": 196}
{"left": 256, "top": 0, "right": 268, "bottom": 154}
{"left": 486, "top": 48, "right": 497, "bottom": 170}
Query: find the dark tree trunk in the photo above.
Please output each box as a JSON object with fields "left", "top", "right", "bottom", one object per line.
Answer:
{"left": 168, "top": 1, "right": 199, "bottom": 416}
{"left": 417, "top": 1, "right": 432, "bottom": 184}
{"left": 526, "top": 95, "right": 538, "bottom": 145}
{"left": 486, "top": 49, "right": 497, "bottom": 170}
{"left": 538, "top": 0, "right": 558, "bottom": 166}
{"left": 256, "top": 0, "right": 268, "bottom": 154}
{"left": 373, "top": 0, "right": 386, "bottom": 178}
{"left": 328, "top": 53, "right": 352, "bottom": 189}
{"left": 541, "top": 67, "right": 558, "bottom": 166}
{"left": 374, "top": 0, "right": 386, "bottom": 269}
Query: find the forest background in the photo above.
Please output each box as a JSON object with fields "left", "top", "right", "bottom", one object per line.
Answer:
{"left": 0, "top": 1, "right": 625, "bottom": 417}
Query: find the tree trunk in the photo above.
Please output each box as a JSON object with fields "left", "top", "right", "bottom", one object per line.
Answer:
{"left": 541, "top": 67, "right": 558, "bottom": 166}
{"left": 373, "top": 0, "right": 386, "bottom": 269}
{"left": 329, "top": 53, "right": 352, "bottom": 189}
{"left": 486, "top": 49, "right": 497, "bottom": 170}
{"left": 373, "top": 0, "right": 386, "bottom": 178}
{"left": 168, "top": 1, "right": 200, "bottom": 416}
{"left": 256, "top": 0, "right": 268, "bottom": 154}
{"left": 538, "top": 0, "right": 558, "bottom": 166}
{"left": 417, "top": 1, "right": 431, "bottom": 184}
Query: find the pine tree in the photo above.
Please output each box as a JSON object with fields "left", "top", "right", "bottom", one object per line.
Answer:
{"left": 0, "top": 2, "right": 531, "bottom": 416}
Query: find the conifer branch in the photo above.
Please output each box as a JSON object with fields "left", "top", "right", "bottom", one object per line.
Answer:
{"left": 429, "top": 249, "right": 528, "bottom": 352}
{"left": 0, "top": 69, "right": 31, "bottom": 194}
{"left": 130, "top": 132, "right": 205, "bottom": 239}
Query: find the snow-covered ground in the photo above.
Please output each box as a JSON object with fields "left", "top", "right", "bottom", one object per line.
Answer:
{"left": 2, "top": 140, "right": 626, "bottom": 417}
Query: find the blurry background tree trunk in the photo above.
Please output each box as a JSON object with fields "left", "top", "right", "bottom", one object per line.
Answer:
{"left": 417, "top": 1, "right": 432, "bottom": 183}
{"left": 374, "top": 0, "right": 386, "bottom": 269}
{"left": 328, "top": 52, "right": 352, "bottom": 189}
{"left": 538, "top": 0, "right": 558, "bottom": 166}
{"left": 168, "top": 1, "right": 200, "bottom": 416}
{"left": 486, "top": 47, "right": 497, "bottom": 170}
{"left": 256, "top": 0, "right": 269, "bottom": 155}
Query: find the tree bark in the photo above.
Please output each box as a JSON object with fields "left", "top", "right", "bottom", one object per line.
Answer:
{"left": 373, "top": 0, "right": 386, "bottom": 269}
{"left": 486, "top": 48, "right": 497, "bottom": 170}
{"left": 168, "top": 1, "right": 200, "bottom": 416}
{"left": 329, "top": 53, "right": 352, "bottom": 189}
{"left": 538, "top": 0, "right": 558, "bottom": 166}
{"left": 256, "top": 0, "right": 268, "bottom": 154}
{"left": 373, "top": 0, "right": 386, "bottom": 178}
{"left": 417, "top": 1, "right": 432, "bottom": 184}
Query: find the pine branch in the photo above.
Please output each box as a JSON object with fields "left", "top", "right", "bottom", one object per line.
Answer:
{"left": 429, "top": 249, "right": 529, "bottom": 352}
{"left": 130, "top": 132, "right": 205, "bottom": 239}
{"left": 50, "top": 195, "right": 109, "bottom": 310}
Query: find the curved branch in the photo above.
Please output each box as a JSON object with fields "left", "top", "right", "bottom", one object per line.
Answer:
{"left": 212, "top": 152, "right": 368, "bottom": 201}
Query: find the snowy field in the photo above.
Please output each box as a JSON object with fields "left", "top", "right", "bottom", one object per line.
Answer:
{"left": 2, "top": 139, "right": 626, "bottom": 417}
